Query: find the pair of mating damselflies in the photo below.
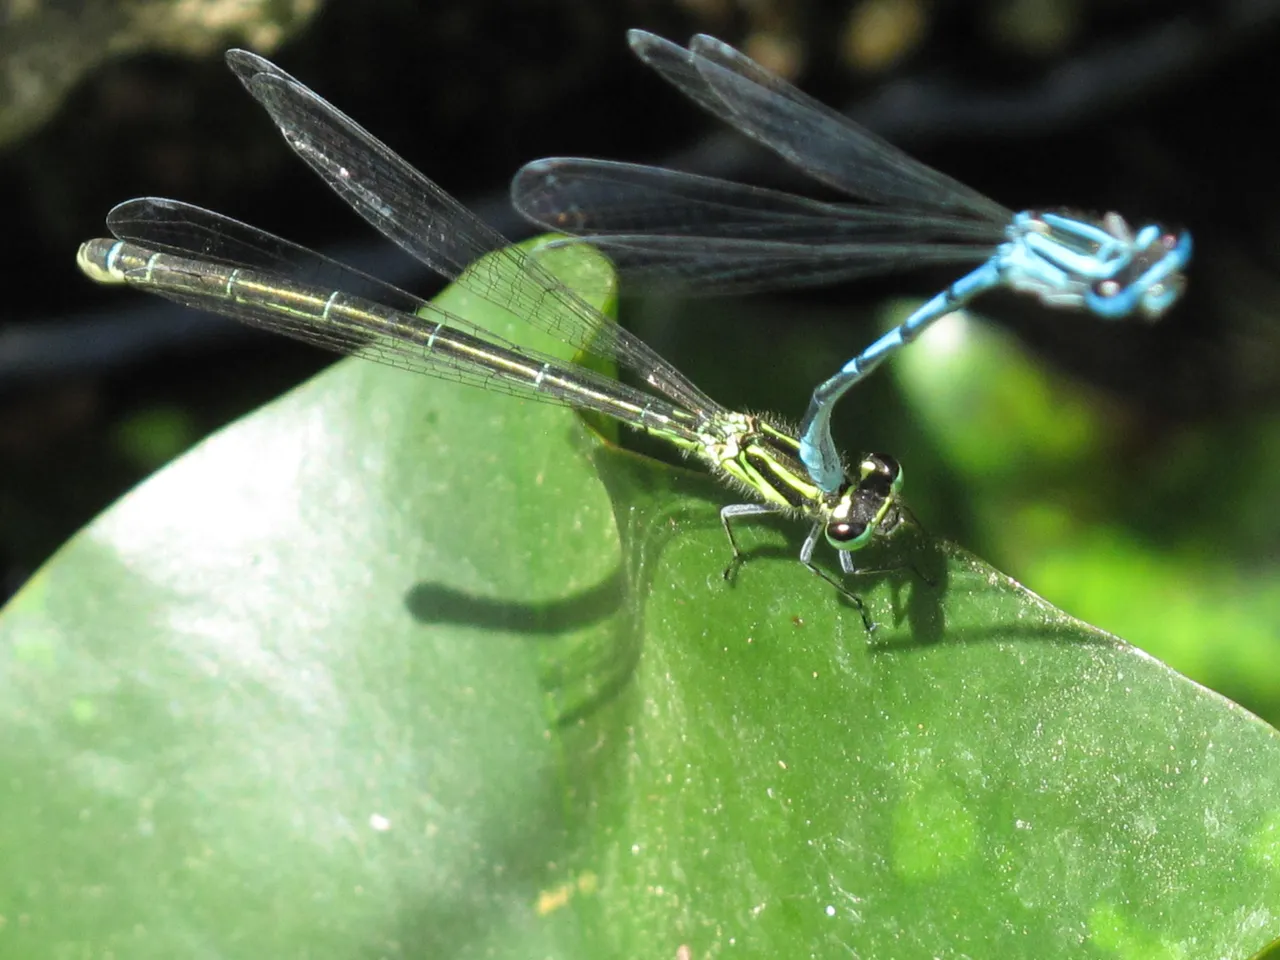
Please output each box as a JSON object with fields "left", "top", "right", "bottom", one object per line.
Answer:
{"left": 77, "top": 34, "right": 1190, "bottom": 626}
{"left": 513, "top": 31, "right": 1191, "bottom": 495}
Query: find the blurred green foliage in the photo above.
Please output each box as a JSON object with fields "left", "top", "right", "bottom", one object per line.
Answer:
{"left": 892, "top": 304, "right": 1280, "bottom": 726}
{"left": 112, "top": 404, "right": 201, "bottom": 470}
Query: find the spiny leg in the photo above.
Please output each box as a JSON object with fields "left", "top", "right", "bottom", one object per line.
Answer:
{"left": 720, "top": 506, "right": 877, "bottom": 633}
{"left": 719, "top": 502, "right": 783, "bottom": 584}
{"left": 803, "top": 524, "right": 875, "bottom": 633}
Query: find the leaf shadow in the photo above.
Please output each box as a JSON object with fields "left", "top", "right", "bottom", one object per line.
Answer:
{"left": 404, "top": 569, "right": 646, "bottom": 728}
{"left": 404, "top": 572, "right": 624, "bottom": 636}
{"left": 868, "top": 542, "right": 1126, "bottom": 653}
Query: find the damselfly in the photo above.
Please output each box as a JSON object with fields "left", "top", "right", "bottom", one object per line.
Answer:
{"left": 512, "top": 30, "right": 1193, "bottom": 495}
{"left": 76, "top": 49, "right": 909, "bottom": 628}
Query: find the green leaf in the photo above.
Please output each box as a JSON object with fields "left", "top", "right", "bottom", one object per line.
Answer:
{"left": 2, "top": 239, "right": 1278, "bottom": 958}
{"left": 894, "top": 306, "right": 1280, "bottom": 726}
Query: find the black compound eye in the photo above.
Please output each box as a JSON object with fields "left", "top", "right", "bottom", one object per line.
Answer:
{"left": 873, "top": 454, "right": 899, "bottom": 480}
{"left": 860, "top": 453, "right": 899, "bottom": 483}
{"left": 827, "top": 519, "right": 869, "bottom": 545}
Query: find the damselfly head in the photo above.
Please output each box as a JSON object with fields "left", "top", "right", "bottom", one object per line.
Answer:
{"left": 825, "top": 453, "right": 904, "bottom": 551}
{"left": 1087, "top": 223, "right": 1192, "bottom": 320}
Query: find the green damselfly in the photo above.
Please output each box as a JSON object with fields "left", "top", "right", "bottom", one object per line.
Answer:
{"left": 76, "top": 49, "right": 909, "bottom": 626}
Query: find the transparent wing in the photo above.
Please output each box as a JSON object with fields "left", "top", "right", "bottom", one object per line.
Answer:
{"left": 523, "top": 234, "right": 993, "bottom": 296}
{"left": 629, "top": 30, "right": 1009, "bottom": 220}
{"left": 107, "top": 197, "right": 428, "bottom": 314}
{"left": 79, "top": 234, "right": 694, "bottom": 427}
{"left": 512, "top": 158, "right": 1000, "bottom": 295}
{"left": 223, "top": 49, "right": 718, "bottom": 416}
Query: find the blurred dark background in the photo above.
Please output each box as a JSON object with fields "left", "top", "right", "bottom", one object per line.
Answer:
{"left": 3, "top": 0, "right": 1278, "bottom": 718}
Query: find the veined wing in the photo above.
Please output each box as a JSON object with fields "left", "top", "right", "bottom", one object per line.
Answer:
{"left": 629, "top": 30, "right": 1008, "bottom": 221}
{"left": 222, "top": 49, "right": 719, "bottom": 417}
{"left": 512, "top": 158, "right": 1001, "bottom": 295}
{"left": 78, "top": 232, "right": 704, "bottom": 438}
{"left": 107, "top": 196, "right": 427, "bottom": 315}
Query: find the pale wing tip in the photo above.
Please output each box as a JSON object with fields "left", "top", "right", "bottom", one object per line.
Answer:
{"left": 225, "top": 48, "right": 272, "bottom": 82}
{"left": 628, "top": 29, "right": 683, "bottom": 61}
{"left": 513, "top": 157, "right": 558, "bottom": 184}
{"left": 626, "top": 28, "right": 657, "bottom": 49}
